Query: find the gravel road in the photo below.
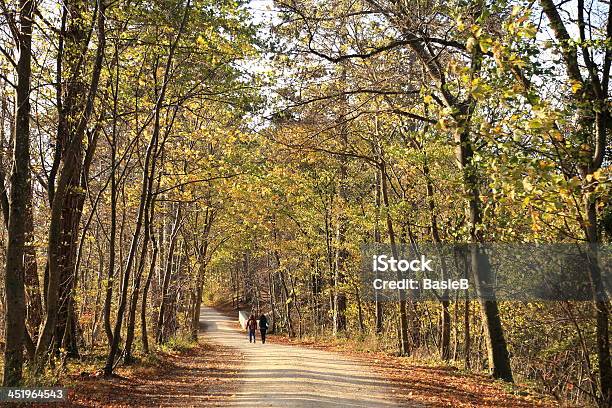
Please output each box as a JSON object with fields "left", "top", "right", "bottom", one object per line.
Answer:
{"left": 200, "top": 307, "right": 400, "bottom": 408}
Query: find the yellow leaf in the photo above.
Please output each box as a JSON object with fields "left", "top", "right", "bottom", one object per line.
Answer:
{"left": 570, "top": 80, "right": 582, "bottom": 94}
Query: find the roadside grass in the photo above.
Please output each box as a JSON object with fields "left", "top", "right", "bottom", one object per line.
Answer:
{"left": 157, "top": 333, "right": 198, "bottom": 354}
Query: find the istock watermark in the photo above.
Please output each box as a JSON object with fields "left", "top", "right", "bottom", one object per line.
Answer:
{"left": 360, "top": 243, "right": 611, "bottom": 302}
{"left": 372, "top": 254, "right": 434, "bottom": 272}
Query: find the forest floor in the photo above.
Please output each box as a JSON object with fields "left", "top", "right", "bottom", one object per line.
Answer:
{"left": 8, "top": 338, "right": 243, "bottom": 407}
{"left": 10, "top": 306, "right": 562, "bottom": 407}
{"left": 63, "top": 340, "right": 243, "bottom": 407}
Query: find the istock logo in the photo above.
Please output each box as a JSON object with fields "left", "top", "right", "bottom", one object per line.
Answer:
{"left": 372, "top": 254, "right": 434, "bottom": 272}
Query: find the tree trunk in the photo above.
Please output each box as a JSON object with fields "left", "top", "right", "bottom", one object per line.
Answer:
{"left": 141, "top": 216, "right": 159, "bottom": 355}
{"left": 103, "top": 44, "right": 120, "bottom": 346}
{"left": 273, "top": 248, "right": 295, "bottom": 337}
{"left": 190, "top": 252, "right": 208, "bottom": 341}
{"left": 440, "top": 301, "right": 451, "bottom": 361}
{"left": 191, "top": 266, "right": 205, "bottom": 341}
{"left": 268, "top": 269, "right": 277, "bottom": 334}
{"left": 190, "top": 210, "right": 212, "bottom": 340}
{"left": 380, "top": 163, "right": 410, "bottom": 356}
{"left": 333, "top": 68, "right": 349, "bottom": 334}
{"left": 3, "top": 0, "right": 34, "bottom": 386}
{"left": 24, "top": 185, "right": 42, "bottom": 338}
{"left": 373, "top": 165, "right": 384, "bottom": 334}
{"left": 278, "top": 271, "right": 294, "bottom": 337}
{"left": 123, "top": 235, "right": 150, "bottom": 364}
{"left": 156, "top": 205, "right": 181, "bottom": 344}
{"left": 455, "top": 123, "right": 512, "bottom": 381}
{"left": 356, "top": 287, "right": 365, "bottom": 334}
{"left": 464, "top": 293, "right": 471, "bottom": 369}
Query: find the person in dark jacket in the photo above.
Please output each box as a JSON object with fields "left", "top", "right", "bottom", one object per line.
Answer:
{"left": 259, "top": 314, "right": 269, "bottom": 344}
{"left": 246, "top": 314, "right": 257, "bottom": 343}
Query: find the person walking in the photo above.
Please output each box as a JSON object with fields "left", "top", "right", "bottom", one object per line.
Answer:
{"left": 259, "top": 313, "right": 269, "bottom": 344}
{"left": 246, "top": 314, "right": 257, "bottom": 343}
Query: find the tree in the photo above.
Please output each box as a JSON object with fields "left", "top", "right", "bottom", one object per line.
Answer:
{"left": 36, "top": 0, "right": 107, "bottom": 364}
{"left": 538, "top": 2, "right": 611, "bottom": 403}
{"left": 2, "top": 0, "right": 35, "bottom": 386}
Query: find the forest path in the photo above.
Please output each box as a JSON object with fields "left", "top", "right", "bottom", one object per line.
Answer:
{"left": 200, "top": 307, "right": 406, "bottom": 408}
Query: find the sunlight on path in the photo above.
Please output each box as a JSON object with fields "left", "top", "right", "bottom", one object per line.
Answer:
{"left": 200, "top": 307, "right": 403, "bottom": 407}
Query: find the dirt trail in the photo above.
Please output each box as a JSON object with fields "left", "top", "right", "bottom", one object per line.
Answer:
{"left": 200, "top": 307, "right": 407, "bottom": 408}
